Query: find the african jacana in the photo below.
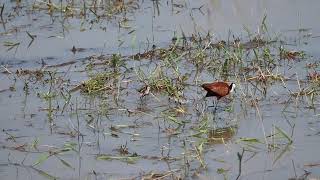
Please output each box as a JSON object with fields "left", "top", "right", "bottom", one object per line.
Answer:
{"left": 201, "top": 82, "right": 235, "bottom": 109}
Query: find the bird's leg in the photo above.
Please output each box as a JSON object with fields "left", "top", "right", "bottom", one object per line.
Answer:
{"left": 213, "top": 100, "right": 219, "bottom": 114}
{"left": 208, "top": 100, "right": 215, "bottom": 108}
{"left": 215, "top": 100, "right": 219, "bottom": 110}
{"left": 208, "top": 99, "right": 219, "bottom": 110}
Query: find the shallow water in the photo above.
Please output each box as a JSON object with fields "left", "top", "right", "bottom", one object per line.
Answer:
{"left": 1, "top": 0, "right": 320, "bottom": 180}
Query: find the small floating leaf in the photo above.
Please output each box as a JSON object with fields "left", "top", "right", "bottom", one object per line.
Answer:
{"left": 63, "top": 142, "right": 78, "bottom": 152}
{"left": 217, "top": 168, "right": 227, "bottom": 174}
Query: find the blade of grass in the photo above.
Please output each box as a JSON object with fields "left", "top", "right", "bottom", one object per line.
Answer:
{"left": 33, "top": 153, "right": 51, "bottom": 166}
{"left": 274, "top": 125, "right": 293, "bottom": 143}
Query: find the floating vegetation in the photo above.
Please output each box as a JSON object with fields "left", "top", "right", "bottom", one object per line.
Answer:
{"left": 97, "top": 154, "right": 140, "bottom": 164}
{"left": 80, "top": 72, "right": 119, "bottom": 95}
{"left": 3, "top": 41, "right": 20, "bottom": 51}
{"left": 16, "top": 69, "right": 45, "bottom": 81}
{"left": 280, "top": 48, "right": 306, "bottom": 61}
{"left": 207, "top": 126, "right": 237, "bottom": 144}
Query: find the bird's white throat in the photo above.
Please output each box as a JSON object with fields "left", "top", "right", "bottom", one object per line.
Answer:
{"left": 230, "top": 83, "right": 236, "bottom": 93}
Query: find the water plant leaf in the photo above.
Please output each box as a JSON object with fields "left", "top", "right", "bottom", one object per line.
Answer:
{"left": 273, "top": 143, "right": 291, "bottom": 165}
{"left": 31, "top": 138, "right": 39, "bottom": 150}
{"left": 217, "top": 168, "right": 227, "bottom": 174}
{"left": 3, "top": 41, "right": 19, "bottom": 47}
{"left": 32, "top": 167, "right": 58, "bottom": 180}
{"left": 3, "top": 41, "right": 20, "bottom": 51}
{"left": 63, "top": 142, "right": 78, "bottom": 152}
{"left": 167, "top": 115, "right": 184, "bottom": 125}
{"left": 274, "top": 126, "right": 293, "bottom": 143}
{"left": 33, "top": 153, "right": 50, "bottom": 166}
{"left": 238, "top": 138, "right": 261, "bottom": 143}
{"left": 97, "top": 155, "right": 139, "bottom": 164}
{"left": 56, "top": 156, "right": 74, "bottom": 170}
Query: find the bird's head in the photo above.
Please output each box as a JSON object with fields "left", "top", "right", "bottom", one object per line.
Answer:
{"left": 229, "top": 83, "right": 236, "bottom": 93}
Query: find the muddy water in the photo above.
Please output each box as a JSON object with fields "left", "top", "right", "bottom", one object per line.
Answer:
{"left": 1, "top": 0, "right": 320, "bottom": 180}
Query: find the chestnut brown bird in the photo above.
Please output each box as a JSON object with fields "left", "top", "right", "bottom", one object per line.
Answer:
{"left": 201, "top": 82, "right": 236, "bottom": 109}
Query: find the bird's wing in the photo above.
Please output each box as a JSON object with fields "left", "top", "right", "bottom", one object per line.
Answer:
{"left": 202, "top": 82, "right": 229, "bottom": 97}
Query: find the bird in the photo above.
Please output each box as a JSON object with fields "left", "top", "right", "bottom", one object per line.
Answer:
{"left": 201, "top": 82, "right": 236, "bottom": 110}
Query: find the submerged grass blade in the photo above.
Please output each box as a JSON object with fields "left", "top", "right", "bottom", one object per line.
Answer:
{"left": 238, "top": 138, "right": 262, "bottom": 143}
{"left": 274, "top": 126, "right": 293, "bottom": 143}
{"left": 97, "top": 154, "right": 139, "bottom": 164}
{"left": 32, "top": 167, "right": 58, "bottom": 180}
{"left": 273, "top": 143, "right": 291, "bottom": 165}
{"left": 55, "top": 156, "right": 74, "bottom": 170}
{"left": 33, "top": 153, "right": 51, "bottom": 166}
{"left": 167, "top": 115, "right": 185, "bottom": 125}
